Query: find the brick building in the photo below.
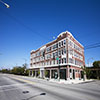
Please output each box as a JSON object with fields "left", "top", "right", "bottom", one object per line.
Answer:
{"left": 29, "top": 31, "right": 85, "bottom": 80}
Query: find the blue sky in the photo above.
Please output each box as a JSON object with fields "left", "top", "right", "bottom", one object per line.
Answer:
{"left": 0, "top": 0, "right": 100, "bottom": 68}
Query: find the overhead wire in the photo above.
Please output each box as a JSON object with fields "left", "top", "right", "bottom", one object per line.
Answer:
{"left": 85, "top": 42, "right": 100, "bottom": 50}
{"left": 0, "top": 7, "right": 100, "bottom": 50}
{"left": 0, "top": 7, "right": 48, "bottom": 40}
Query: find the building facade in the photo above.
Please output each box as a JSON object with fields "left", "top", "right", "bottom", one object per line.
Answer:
{"left": 29, "top": 31, "right": 85, "bottom": 80}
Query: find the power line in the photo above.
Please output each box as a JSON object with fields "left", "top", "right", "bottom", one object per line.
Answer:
{"left": 85, "top": 42, "right": 100, "bottom": 48}
{"left": 0, "top": 7, "right": 100, "bottom": 51}
{"left": 85, "top": 43, "right": 100, "bottom": 50}
{"left": 0, "top": 7, "right": 48, "bottom": 40}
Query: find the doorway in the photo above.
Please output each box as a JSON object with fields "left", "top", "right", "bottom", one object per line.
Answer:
{"left": 73, "top": 69, "right": 75, "bottom": 79}
{"left": 60, "top": 69, "right": 66, "bottom": 80}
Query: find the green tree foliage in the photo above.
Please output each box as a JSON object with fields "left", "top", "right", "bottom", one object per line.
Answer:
{"left": 38, "top": 70, "right": 40, "bottom": 75}
{"left": 81, "top": 66, "right": 87, "bottom": 80}
{"left": 1, "top": 69, "right": 10, "bottom": 73}
{"left": 24, "top": 69, "right": 29, "bottom": 76}
{"left": 0, "top": 63, "right": 29, "bottom": 76}
{"left": 86, "top": 68, "right": 91, "bottom": 79}
{"left": 81, "top": 66, "right": 92, "bottom": 80}
{"left": 93, "top": 60, "right": 100, "bottom": 79}
{"left": 93, "top": 61, "right": 100, "bottom": 68}
{"left": 22, "top": 63, "right": 28, "bottom": 69}
{"left": 45, "top": 70, "right": 49, "bottom": 78}
{"left": 11, "top": 66, "right": 24, "bottom": 75}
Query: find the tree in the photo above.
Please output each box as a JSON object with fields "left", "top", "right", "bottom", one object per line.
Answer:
{"left": 45, "top": 70, "right": 49, "bottom": 78}
{"left": 82, "top": 66, "right": 94, "bottom": 80}
{"left": 0, "top": 63, "right": 29, "bottom": 76}
{"left": 81, "top": 66, "right": 87, "bottom": 81}
{"left": 1, "top": 69, "right": 10, "bottom": 73}
{"left": 93, "top": 61, "right": 100, "bottom": 79}
{"left": 25, "top": 69, "right": 29, "bottom": 76}
{"left": 22, "top": 63, "right": 28, "bottom": 69}
{"left": 22, "top": 63, "right": 29, "bottom": 76}
{"left": 86, "top": 68, "right": 91, "bottom": 79}
{"left": 11, "top": 66, "right": 24, "bottom": 75}
{"left": 93, "top": 61, "right": 100, "bottom": 68}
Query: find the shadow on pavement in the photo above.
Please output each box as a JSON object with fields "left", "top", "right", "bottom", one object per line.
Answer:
{"left": 22, "top": 92, "right": 46, "bottom": 100}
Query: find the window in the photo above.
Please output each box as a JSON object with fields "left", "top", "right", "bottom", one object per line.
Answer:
{"left": 53, "top": 45, "right": 55, "bottom": 50}
{"left": 53, "top": 60, "right": 55, "bottom": 64}
{"left": 55, "top": 52, "right": 58, "bottom": 57}
{"left": 64, "top": 58, "right": 66, "bottom": 63}
{"left": 43, "top": 62, "right": 45, "bottom": 66}
{"left": 53, "top": 53, "right": 55, "bottom": 58}
{"left": 59, "top": 42, "right": 61, "bottom": 47}
{"left": 58, "top": 50, "right": 61, "bottom": 56}
{"left": 69, "top": 58, "right": 74, "bottom": 64}
{"left": 75, "top": 59, "right": 83, "bottom": 66}
{"left": 64, "top": 47, "right": 66, "bottom": 54}
{"left": 46, "top": 47, "right": 51, "bottom": 53}
{"left": 47, "top": 54, "right": 51, "bottom": 59}
{"left": 50, "top": 61, "right": 51, "bottom": 65}
{"left": 41, "top": 50, "right": 45, "bottom": 57}
{"left": 59, "top": 59, "right": 61, "bottom": 64}
{"left": 61, "top": 49, "right": 63, "bottom": 55}
{"left": 69, "top": 49, "right": 73, "bottom": 55}
{"left": 62, "top": 59, "right": 63, "bottom": 64}
{"left": 52, "top": 44, "right": 58, "bottom": 50}
{"left": 56, "top": 43, "right": 58, "bottom": 48}
{"left": 70, "top": 69, "right": 72, "bottom": 73}
{"left": 64, "top": 40, "right": 66, "bottom": 45}
{"left": 37, "top": 51, "right": 40, "bottom": 56}
{"left": 61, "top": 41, "right": 63, "bottom": 46}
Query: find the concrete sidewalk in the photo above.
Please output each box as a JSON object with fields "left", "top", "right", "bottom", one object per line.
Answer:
{"left": 49, "top": 79, "right": 94, "bottom": 84}
{"left": 27, "top": 76, "right": 94, "bottom": 84}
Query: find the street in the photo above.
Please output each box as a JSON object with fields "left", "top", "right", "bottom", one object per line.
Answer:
{"left": 0, "top": 74, "right": 100, "bottom": 100}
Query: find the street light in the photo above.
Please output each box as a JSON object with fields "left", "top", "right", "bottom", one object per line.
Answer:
{"left": 0, "top": 0, "right": 10, "bottom": 8}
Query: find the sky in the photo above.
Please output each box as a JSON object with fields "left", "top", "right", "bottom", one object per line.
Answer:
{"left": 0, "top": 0, "right": 100, "bottom": 69}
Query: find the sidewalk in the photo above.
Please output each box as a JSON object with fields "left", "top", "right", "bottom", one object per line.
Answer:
{"left": 49, "top": 79, "right": 94, "bottom": 84}
{"left": 27, "top": 76, "right": 94, "bottom": 84}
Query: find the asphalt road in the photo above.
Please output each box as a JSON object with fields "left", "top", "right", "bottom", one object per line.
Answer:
{"left": 0, "top": 73, "right": 100, "bottom": 100}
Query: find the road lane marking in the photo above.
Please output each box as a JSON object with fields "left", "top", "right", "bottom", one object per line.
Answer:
{"left": 8, "top": 76, "right": 35, "bottom": 85}
{"left": 0, "top": 76, "right": 36, "bottom": 93}
{"left": 0, "top": 83, "right": 28, "bottom": 88}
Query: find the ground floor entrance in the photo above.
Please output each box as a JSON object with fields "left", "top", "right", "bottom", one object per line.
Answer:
{"left": 60, "top": 69, "right": 66, "bottom": 80}
{"left": 29, "top": 66, "right": 83, "bottom": 80}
